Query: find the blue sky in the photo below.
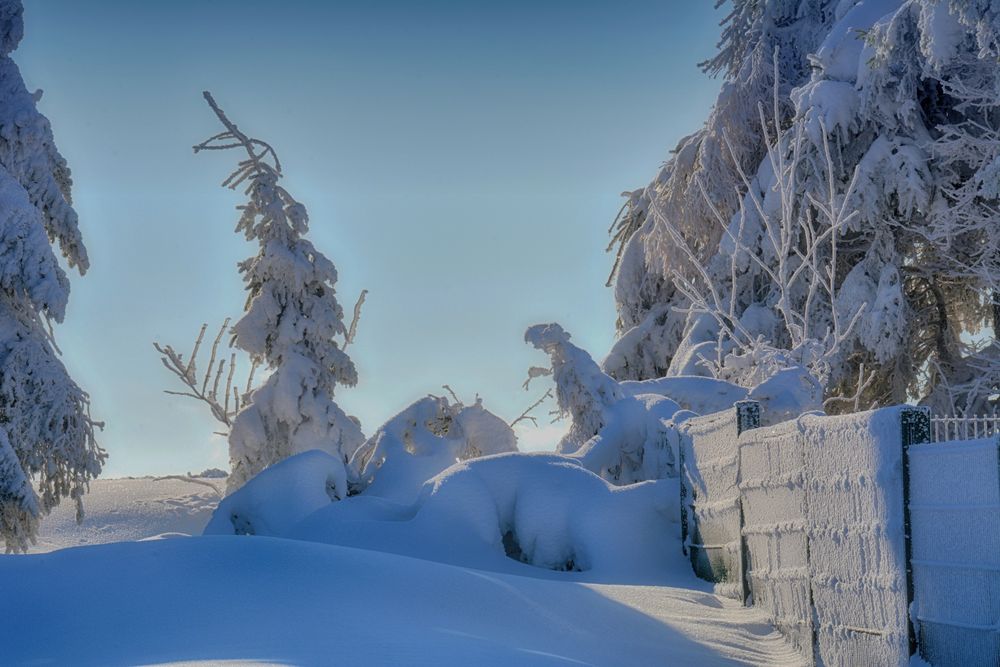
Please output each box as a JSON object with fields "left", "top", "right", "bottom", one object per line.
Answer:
{"left": 18, "top": 0, "right": 723, "bottom": 476}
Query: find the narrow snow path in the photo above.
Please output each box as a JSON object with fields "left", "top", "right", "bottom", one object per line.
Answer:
{"left": 2, "top": 537, "right": 804, "bottom": 666}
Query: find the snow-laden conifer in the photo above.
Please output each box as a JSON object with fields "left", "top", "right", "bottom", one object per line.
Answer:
{"left": 605, "top": 0, "right": 840, "bottom": 381}
{"left": 0, "top": 0, "right": 104, "bottom": 552}
{"left": 194, "top": 93, "right": 364, "bottom": 493}
{"left": 609, "top": 0, "right": 1000, "bottom": 414}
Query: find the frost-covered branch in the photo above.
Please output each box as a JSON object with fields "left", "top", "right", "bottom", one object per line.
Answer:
{"left": 154, "top": 319, "right": 255, "bottom": 429}
{"left": 509, "top": 388, "right": 553, "bottom": 428}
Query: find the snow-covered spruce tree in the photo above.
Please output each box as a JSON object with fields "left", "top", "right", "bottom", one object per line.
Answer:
{"left": 604, "top": 0, "right": 840, "bottom": 381}
{"left": 609, "top": 1, "right": 1000, "bottom": 414}
{"left": 195, "top": 92, "right": 364, "bottom": 494}
{"left": 0, "top": 0, "right": 105, "bottom": 552}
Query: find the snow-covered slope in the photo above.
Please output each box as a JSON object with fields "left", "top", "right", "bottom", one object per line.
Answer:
{"left": 3, "top": 536, "right": 804, "bottom": 666}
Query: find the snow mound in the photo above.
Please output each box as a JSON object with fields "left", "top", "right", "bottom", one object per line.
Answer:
{"left": 205, "top": 449, "right": 345, "bottom": 536}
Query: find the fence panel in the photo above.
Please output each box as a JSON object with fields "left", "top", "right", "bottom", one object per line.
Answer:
{"left": 798, "top": 407, "right": 918, "bottom": 667}
{"left": 909, "top": 435, "right": 1000, "bottom": 665}
{"left": 738, "top": 419, "right": 813, "bottom": 660}
{"left": 678, "top": 402, "right": 758, "bottom": 598}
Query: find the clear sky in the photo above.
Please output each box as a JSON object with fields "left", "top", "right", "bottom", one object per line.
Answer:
{"left": 17, "top": 0, "right": 723, "bottom": 476}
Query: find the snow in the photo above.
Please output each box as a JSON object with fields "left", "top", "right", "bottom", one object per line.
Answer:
{"left": 736, "top": 407, "right": 914, "bottom": 665}
{"left": 3, "top": 470, "right": 805, "bottom": 666}
{"left": 619, "top": 375, "right": 748, "bottom": 415}
{"left": 217, "top": 450, "right": 679, "bottom": 581}
{"left": 30, "top": 476, "right": 220, "bottom": 553}
{"left": 1, "top": 537, "right": 805, "bottom": 667}
{"left": 350, "top": 396, "right": 518, "bottom": 504}
{"left": 205, "top": 450, "right": 343, "bottom": 536}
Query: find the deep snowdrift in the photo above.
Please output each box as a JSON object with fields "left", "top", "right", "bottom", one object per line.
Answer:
{"left": 1, "top": 537, "right": 805, "bottom": 666}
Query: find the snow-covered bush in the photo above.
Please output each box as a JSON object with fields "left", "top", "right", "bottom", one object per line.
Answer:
{"left": 227, "top": 452, "right": 681, "bottom": 582}
{"left": 192, "top": 93, "right": 365, "bottom": 494}
{"left": 349, "top": 394, "right": 518, "bottom": 503}
{"left": 0, "top": 0, "right": 105, "bottom": 553}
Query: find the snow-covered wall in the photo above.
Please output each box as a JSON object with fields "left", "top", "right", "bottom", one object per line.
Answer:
{"left": 681, "top": 404, "right": 923, "bottom": 666}
{"left": 909, "top": 436, "right": 1000, "bottom": 666}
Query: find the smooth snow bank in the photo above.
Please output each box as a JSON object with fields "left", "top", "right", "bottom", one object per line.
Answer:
{"left": 0, "top": 537, "right": 805, "bottom": 666}
{"left": 31, "top": 476, "right": 221, "bottom": 553}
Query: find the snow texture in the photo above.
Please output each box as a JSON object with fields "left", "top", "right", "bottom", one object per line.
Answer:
{"left": 525, "top": 322, "right": 758, "bottom": 485}
{"left": 681, "top": 403, "right": 916, "bottom": 664}
{"left": 678, "top": 408, "right": 746, "bottom": 599}
{"left": 29, "top": 476, "right": 220, "bottom": 553}
{"left": 909, "top": 436, "right": 1000, "bottom": 665}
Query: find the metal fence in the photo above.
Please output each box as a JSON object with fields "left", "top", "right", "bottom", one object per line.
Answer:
{"left": 931, "top": 411, "right": 1000, "bottom": 442}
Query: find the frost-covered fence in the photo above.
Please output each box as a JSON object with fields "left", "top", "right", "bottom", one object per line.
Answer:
{"left": 794, "top": 408, "right": 923, "bottom": 666}
{"left": 738, "top": 417, "right": 813, "bottom": 656}
{"left": 930, "top": 411, "right": 1000, "bottom": 443}
{"left": 679, "top": 403, "right": 929, "bottom": 666}
{"left": 909, "top": 435, "right": 1000, "bottom": 665}
{"left": 678, "top": 401, "right": 759, "bottom": 600}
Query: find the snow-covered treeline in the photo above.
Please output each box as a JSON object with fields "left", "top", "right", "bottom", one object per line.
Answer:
{"left": 608, "top": 0, "right": 1000, "bottom": 415}
{"left": 0, "top": 0, "right": 105, "bottom": 553}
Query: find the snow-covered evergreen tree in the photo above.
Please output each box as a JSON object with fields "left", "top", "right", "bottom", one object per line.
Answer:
{"left": 0, "top": 0, "right": 105, "bottom": 552}
{"left": 605, "top": 0, "right": 839, "bottom": 381}
{"left": 194, "top": 93, "right": 364, "bottom": 493}
{"left": 609, "top": 0, "right": 1000, "bottom": 414}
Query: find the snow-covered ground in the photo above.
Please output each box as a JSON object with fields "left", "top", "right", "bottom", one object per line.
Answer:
{"left": 31, "top": 476, "right": 222, "bottom": 552}
{"left": 4, "top": 476, "right": 805, "bottom": 666}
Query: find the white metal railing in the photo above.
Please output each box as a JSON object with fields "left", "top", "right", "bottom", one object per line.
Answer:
{"left": 931, "top": 411, "right": 1000, "bottom": 442}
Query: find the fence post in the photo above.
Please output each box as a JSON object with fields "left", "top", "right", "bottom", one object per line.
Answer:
{"left": 735, "top": 400, "right": 760, "bottom": 606}
{"left": 901, "top": 406, "right": 930, "bottom": 659}
{"left": 679, "top": 427, "right": 689, "bottom": 558}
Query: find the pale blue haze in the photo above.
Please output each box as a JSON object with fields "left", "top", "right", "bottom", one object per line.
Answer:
{"left": 17, "top": 1, "right": 722, "bottom": 475}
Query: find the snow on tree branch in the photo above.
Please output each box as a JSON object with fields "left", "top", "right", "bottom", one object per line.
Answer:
{"left": 195, "top": 92, "right": 365, "bottom": 494}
